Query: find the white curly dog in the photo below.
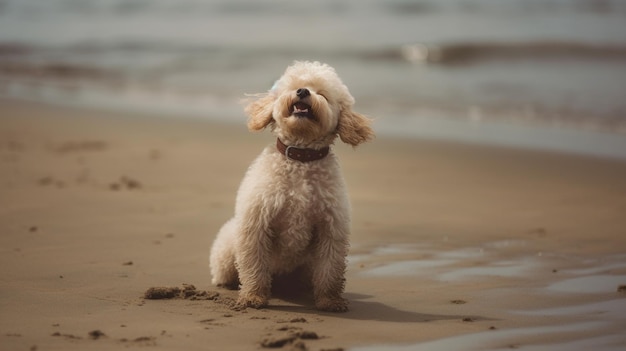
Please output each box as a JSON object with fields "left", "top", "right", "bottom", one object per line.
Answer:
{"left": 209, "top": 61, "right": 374, "bottom": 312}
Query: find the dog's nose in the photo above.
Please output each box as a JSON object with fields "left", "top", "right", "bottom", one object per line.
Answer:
{"left": 296, "top": 88, "right": 310, "bottom": 99}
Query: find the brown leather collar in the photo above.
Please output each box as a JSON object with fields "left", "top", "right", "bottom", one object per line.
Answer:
{"left": 276, "top": 138, "right": 329, "bottom": 163}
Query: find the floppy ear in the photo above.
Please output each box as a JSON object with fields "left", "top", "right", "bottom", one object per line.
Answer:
{"left": 244, "top": 94, "right": 275, "bottom": 131}
{"left": 337, "top": 108, "right": 375, "bottom": 146}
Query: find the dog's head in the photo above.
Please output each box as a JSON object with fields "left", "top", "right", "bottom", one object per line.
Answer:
{"left": 244, "top": 61, "right": 374, "bottom": 148}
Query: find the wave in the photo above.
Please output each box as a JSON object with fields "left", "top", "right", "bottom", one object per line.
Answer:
{"left": 0, "top": 61, "right": 115, "bottom": 80}
{"left": 2, "top": 39, "right": 626, "bottom": 136}
{"left": 3, "top": 40, "right": 626, "bottom": 74}
{"left": 397, "top": 41, "right": 626, "bottom": 65}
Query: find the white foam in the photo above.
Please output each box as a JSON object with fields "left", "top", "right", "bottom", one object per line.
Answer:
{"left": 438, "top": 258, "right": 537, "bottom": 281}
{"left": 546, "top": 275, "right": 626, "bottom": 293}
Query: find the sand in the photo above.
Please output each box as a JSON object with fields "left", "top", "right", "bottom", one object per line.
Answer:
{"left": 1, "top": 99, "right": 625, "bottom": 351}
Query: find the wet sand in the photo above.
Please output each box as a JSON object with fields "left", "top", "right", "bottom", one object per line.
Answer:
{"left": 1, "top": 99, "right": 625, "bottom": 351}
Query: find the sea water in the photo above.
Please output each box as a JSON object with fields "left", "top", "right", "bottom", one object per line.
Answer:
{"left": 1, "top": 0, "right": 626, "bottom": 157}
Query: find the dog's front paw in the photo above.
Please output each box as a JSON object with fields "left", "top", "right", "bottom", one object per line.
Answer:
{"left": 235, "top": 294, "right": 268, "bottom": 310}
{"left": 315, "top": 296, "right": 349, "bottom": 313}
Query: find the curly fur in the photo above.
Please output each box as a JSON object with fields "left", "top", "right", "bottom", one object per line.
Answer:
{"left": 209, "top": 61, "right": 374, "bottom": 312}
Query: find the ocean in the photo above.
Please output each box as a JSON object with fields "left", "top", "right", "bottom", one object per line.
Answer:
{"left": 1, "top": 0, "right": 626, "bottom": 157}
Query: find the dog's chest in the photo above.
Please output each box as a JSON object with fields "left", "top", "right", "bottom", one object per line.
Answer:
{"left": 268, "top": 161, "right": 337, "bottom": 254}
{"left": 273, "top": 167, "right": 329, "bottom": 227}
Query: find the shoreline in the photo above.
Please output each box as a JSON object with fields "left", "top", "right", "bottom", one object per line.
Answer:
{"left": 4, "top": 96, "right": 626, "bottom": 161}
{"left": 1, "top": 99, "right": 626, "bottom": 350}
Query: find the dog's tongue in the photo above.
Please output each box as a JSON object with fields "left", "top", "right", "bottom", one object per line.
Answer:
{"left": 294, "top": 102, "right": 309, "bottom": 112}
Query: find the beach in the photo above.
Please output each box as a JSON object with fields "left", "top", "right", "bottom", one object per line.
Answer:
{"left": 1, "top": 99, "right": 625, "bottom": 350}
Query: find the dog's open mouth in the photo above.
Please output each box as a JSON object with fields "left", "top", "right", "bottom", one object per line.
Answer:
{"left": 291, "top": 101, "right": 314, "bottom": 119}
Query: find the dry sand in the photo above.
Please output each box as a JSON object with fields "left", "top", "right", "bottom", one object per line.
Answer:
{"left": 1, "top": 99, "right": 625, "bottom": 351}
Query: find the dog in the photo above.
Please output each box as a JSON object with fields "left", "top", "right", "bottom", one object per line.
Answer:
{"left": 209, "top": 61, "right": 374, "bottom": 312}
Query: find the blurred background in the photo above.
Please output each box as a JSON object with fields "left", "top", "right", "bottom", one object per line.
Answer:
{"left": 1, "top": 0, "right": 626, "bottom": 156}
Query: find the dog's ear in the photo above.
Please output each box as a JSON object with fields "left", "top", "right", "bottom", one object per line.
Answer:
{"left": 244, "top": 94, "right": 275, "bottom": 131}
{"left": 337, "top": 108, "right": 375, "bottom": 146}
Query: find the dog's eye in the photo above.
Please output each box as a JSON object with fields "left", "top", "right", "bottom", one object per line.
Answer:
{"left": 318, "top": 91, "right": 329, "bottom": 101}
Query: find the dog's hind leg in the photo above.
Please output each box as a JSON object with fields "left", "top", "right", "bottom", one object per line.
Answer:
{"left": 209, "top": 218, "right": 239, "bottom": 289}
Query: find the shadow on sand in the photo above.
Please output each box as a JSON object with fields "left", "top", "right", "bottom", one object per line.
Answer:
{"left": 267, "top": 291, "right": 492, "bottom": 323}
